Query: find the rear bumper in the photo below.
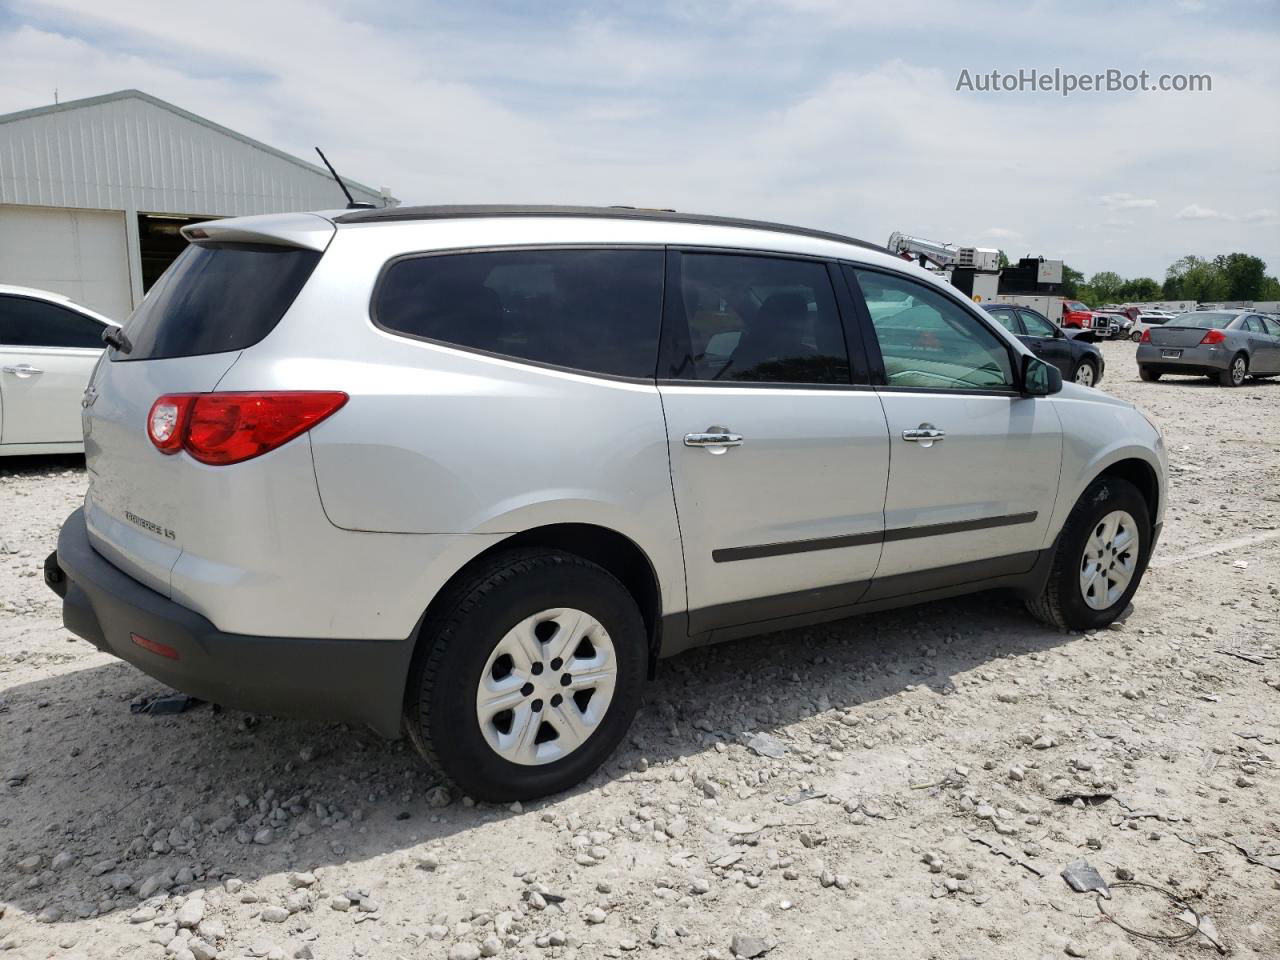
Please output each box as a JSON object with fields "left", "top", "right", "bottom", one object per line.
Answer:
{"left": 1136, "top": 343, "right": 1232, "bottom": 374}
{"left": 48, "top": 508, "right": 415, "bottom": 738}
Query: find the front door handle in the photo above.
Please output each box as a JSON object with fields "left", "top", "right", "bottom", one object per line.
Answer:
{"left": 902, "top": 423, "right": 945, "bottom": 447}
{"left": 685, "top": 427, "right": 743, "bottom": 455}
{"left": 2, "top": 364, "right": 43, "bottom": 377}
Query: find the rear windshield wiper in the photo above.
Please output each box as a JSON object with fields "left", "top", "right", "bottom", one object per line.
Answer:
{"left": 102, "top": 325, "right": 132, "bottom": 354}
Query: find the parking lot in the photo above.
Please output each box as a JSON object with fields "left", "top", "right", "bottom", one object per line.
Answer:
{"left": 1, "top": 340, "right": 1277, "bottom": 959}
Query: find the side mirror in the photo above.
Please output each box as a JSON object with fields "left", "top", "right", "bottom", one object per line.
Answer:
{"left": 1021, "top": 354, "right": 1062, "bottom": 396}
{"left": 1053, "top": 326, "right": 1065, "bottom": 339}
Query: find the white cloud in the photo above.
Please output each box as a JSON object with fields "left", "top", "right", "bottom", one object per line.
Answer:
{"left": 1175, "top": 204, "right": 1226, "bottom": 220}
{"left": 1099, "top": 193, "right": 1157, "bottom": 210}
{"left": 1102, "top": 218, "right": 1134, "bottom": 229}
{"left": 981, "top": 227, "right": 1022, "bottom": 240}
{"left": 1175, "top": 205, "right": 1279, "bottom": 223}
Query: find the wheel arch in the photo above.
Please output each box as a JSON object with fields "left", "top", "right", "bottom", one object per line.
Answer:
{"left": 404, "top": 523, "right": 666, "bottom": 712}
{"left": 1092, "top": 457, "right": 1160, "bottom": 530}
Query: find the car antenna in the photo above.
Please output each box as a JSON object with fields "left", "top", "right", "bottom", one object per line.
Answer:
{"left": 315, "top": 147, "right": 377, "bottom": 209}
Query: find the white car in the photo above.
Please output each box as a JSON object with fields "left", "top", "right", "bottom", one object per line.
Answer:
{"left": 1129, "top": 311, "right": 1176, "bottom": 342}
{"left": 0, "top": 285, "right": 118, "bottom": 455}
{"left": 47, "top": 206, "right": 1168, "bottom": 800}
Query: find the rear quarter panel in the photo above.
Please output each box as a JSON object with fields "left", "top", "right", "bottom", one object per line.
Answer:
{"left": 214, "top": 220, "right": 688, "bottom": 618}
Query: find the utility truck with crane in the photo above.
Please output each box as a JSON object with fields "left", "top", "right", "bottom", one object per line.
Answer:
{"left": 885, "top": 233, "right": 1115, "bottom": 339}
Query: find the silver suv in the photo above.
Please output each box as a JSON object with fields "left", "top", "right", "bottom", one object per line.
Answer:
{"left": 47, "top": 205, "right": 1168, "bottom": 800}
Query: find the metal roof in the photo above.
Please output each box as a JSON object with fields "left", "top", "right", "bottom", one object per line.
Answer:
{"left": 0, "top": 89, "right": 391, "bottom": 215}
{"left": 334, "top": 204, "right": 885, "bottom": 253}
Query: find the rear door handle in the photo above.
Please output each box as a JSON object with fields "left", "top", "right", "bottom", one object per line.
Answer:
{"left": 902, "top": 423, "right": 945, "bottom": 447}
{"left": 684, "top": 427, "right": 743, "bottom": 454}
{"left": 2, "top": 364, "right": 43, "bottom": 377}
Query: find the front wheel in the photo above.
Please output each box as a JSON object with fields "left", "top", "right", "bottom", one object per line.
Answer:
{"left": 1218, "top": 353, "right": 1247, "bottom": 387}
{"left": 405, "top": 549, "right": 647, "bottom": 801}
{"left": 1026, "top": 477, "right": 1151, "bottom": 631}
{"left": 1073, "top": 359, "right": 1098, "bottom": 387}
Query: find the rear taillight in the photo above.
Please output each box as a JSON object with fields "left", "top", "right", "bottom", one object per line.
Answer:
{"left": 146, "top": 391, "right": 348, "bottom": 465}
{"left": 1199, "top": 329, "right": 1226, "bottom": 345}
{"left": 147, "top": 396, "right": 194, "bottom": 453}
{"left": 1140, "top": 329, "right": 1151, "bottom": 343}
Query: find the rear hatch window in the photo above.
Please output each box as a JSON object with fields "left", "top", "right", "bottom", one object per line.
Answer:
{"left": 117, "top": 242, "right": 321, "bottom": 361}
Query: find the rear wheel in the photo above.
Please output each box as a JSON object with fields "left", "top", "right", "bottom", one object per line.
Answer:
{"left": 1217, "top": 353, "right": 1247, "bottom": 387}
{"left": 405, "top": 549, "right": 646, "bottom": 801}
{"left": 1130, "top": 330, "right": 1142, "bottom": 343}
{"left": 1073, "top": 359, "right": 1098, "bottom": 387}
{"left": 1026, "top": 477, "right": 1151, "bottom": 631}
{"left": 1138, "top": 366, "right": 1161, "bottom": 382}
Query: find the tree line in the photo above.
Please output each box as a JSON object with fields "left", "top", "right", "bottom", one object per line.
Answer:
{"left": 1054, "top": 253, "right": 1280, "bottom": 307}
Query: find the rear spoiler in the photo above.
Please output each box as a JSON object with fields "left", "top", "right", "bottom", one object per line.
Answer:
{"left": 181, "top": 212, "right": 336, "bottom": 252}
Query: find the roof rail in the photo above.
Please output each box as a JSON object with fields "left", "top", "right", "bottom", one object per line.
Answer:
{"left": 332, "top": 204, "right": 885, "bottom": 253}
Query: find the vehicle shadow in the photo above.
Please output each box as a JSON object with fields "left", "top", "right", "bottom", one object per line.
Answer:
{"left": 0, "top": 589, "right": 1082, "bottom": 924}
{"left": 1135, "top": 375, "right": 1280, "bottom": 389}
{"left": 0, "top": 453, "right": 85, "bottom": 478}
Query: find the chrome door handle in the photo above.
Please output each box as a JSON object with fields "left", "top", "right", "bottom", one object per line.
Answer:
{"left": 902, "top": 423, "right": 945, "bottom": 447}
{"left": 2, "top": 364, "right": 43, "bottom": 377}
{"left": 684, "top": 427, "right": 743, "bottom": 454}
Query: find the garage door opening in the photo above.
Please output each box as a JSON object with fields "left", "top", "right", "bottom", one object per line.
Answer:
{"left": 138, "top": 214, "right": 216, "bottom": 292}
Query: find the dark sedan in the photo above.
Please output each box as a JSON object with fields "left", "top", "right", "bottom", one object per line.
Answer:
{"left": 983, "top": 303, "right": 1105, "bottom": 387}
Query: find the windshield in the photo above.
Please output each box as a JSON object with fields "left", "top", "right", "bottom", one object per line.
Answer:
{"left": 1065, "top": 301, "right": 1088, "bottom": 312}
{"left": 1173, "top": 312, "right": 1238, "bottom": 329}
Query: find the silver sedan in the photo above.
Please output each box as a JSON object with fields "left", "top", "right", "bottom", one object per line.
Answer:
{"left": 1137, "top": 311, "right": 1280, "bottom": 386}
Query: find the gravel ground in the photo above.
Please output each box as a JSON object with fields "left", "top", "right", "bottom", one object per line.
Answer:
{"left": 1, "top": 340, "right": 1278, "bottom": 960}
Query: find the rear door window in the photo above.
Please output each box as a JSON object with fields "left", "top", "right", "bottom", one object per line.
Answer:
{"left": 119, "top": 242, "right": 322, "bottom": 361}
{"left": 374, "top": 249, "right": 664, "bottom": 379}
{"left": 660, "top": 253, "right": 851, "bottom": 384}
{"left": 986, "top": 307, "right": 1021, "bottom": 335}
{"left": 0, "top": 296, "right": 105, "bottom": 348}
{"left": 1018, "top": 309, "right": 1057, "bottom": 337}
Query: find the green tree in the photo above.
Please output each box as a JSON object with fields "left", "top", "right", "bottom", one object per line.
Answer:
{"left": 1213, "top": 253, "right": 1267, "bottom": 300}
{"left": 997, "top": 250, "right": 1010, "bottom": 269}
{"left": 1118, "top": 277, "right": 1160, "bottom": 301}
{"left": 1259, "top": 276, "right": 1280, "bottom": 300}
{"left": 1061, "top": 264, "right": 1085, "bottom": 300}
{"left": 1087, "top": 271, "right": 1125, "bottom": 303}
{"left": 1165, "top": 255, "right": 1228, "bottom": 302}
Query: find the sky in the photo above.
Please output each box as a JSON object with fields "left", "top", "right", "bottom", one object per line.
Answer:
{"left": 1, "top": 0, "right": 1277, "bottom": 280}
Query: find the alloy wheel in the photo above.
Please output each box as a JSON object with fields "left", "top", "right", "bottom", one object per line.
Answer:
{"left": 1074, "top": 363, "right": 1096, "bottom": 387}
{"left": 1079, "top": 509, "right": 1139, "bottom": 610}
{"left": 1231, "top": 357, "right": 1246, "bottom": 385}
{"left": 475, "top": 608, "right": 617, "bottom": 765}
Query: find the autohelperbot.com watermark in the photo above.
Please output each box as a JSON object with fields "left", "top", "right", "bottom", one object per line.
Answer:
{"left": 955, "top": 68, "right": 1212, "bottom": 96}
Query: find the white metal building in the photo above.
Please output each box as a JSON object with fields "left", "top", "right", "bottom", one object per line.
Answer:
{"left": 0, "top": 89, "right": 393, "bottom": 321}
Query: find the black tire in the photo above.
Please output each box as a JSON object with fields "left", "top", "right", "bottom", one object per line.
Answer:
{"left": 1026, "top": 477, "right": 1152, "bottom": 632}
{"left": 1138, "top": 366, "right": 1161, "bottom": 382}
{"left": 404, "top": 549, "right": 646, "bottom": 801}
{"left": 1217, "top": 353, "right": 1247, "bottom": 387}
{"left": 1130, "top": 330, "right": 1142, "bottom": 343}
{"left": 1072, "top": 359, "right": 1098, "bottom": 387}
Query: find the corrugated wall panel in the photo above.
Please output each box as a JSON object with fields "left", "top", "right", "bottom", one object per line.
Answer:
{"left": 0, "top": 94, "right": 386, "bottom": 215}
